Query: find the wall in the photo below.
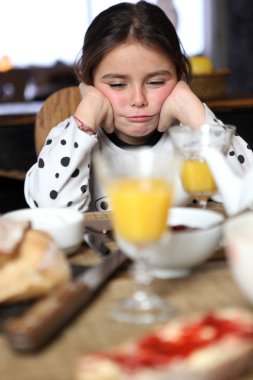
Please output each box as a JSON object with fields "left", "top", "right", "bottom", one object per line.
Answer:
{"left": 226, "top": 0, "right": 253, "bottom": 93}
{"left": 207, "top": 0, "right": 253, "bottom": 94}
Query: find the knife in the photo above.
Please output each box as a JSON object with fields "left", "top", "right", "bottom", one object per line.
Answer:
{"left": 3, "top": 231, "right": 128, "bottom": 352}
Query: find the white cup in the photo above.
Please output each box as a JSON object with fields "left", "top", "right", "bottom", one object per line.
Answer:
{"left": 3, "top": 208, "right": 84, "bottom": 254}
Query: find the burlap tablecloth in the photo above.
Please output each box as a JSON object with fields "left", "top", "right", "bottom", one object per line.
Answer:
{"left": 1, "top": 207, "right": 253, "bottom": 380}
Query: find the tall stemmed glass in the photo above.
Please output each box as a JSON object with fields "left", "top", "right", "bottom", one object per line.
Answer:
{"left": 169, "top": 124, "right": 236, "bottom": 208}
{"left": 95, "top": 148, "right": 177, "bottom": 323}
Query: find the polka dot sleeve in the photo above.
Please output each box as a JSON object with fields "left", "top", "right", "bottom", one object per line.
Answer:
{"left": 24, "top": 117, "right": 98, "bottom": 212}
{"left": 204, "top": 104, "right": 253, "bottom": 175}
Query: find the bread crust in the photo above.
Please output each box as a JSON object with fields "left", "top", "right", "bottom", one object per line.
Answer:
{"left": 0, "top": 227, "right": 71, "bottom": 303}
{"left": 0, "top": 218, "right": 30, "bottom": 267}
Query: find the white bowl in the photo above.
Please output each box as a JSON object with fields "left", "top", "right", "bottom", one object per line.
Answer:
{"left": 117, "top": 207, "right": 224, "bottom": 279}
{"left": 3, "top": 208, "right": 84, "bottom": 254}
{"left": 224, "top": 211, "right": 253, "bottom": 305}
{"left": 150, "top": 207, "right": 224, "bottom": 278}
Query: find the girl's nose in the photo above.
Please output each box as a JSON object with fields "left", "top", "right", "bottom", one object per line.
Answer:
{"left": 130, "top": 86, "right": 148, "bottom": 107}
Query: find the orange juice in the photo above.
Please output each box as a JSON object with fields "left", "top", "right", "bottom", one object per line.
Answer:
{"left": 182, "top": 159, "right": 217, "bottom": 195}
{"left": 108, "top": 178, "right": 173, "bottom": 244}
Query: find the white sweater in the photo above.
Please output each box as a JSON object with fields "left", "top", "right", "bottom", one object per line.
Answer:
{"left": 24, "top": 106, "right": 253, "bottom": 212}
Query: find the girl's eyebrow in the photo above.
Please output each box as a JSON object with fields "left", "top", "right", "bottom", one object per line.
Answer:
{"left": 146, "top": 70, "right": 172, "bottom": 78}
{"left": 102, "top": 70, "right": 172, "bottom": 80}
{"left": 102, "top": 73, "right": 128, "bottom": 80}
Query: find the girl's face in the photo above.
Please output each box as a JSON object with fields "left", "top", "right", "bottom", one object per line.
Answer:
{"left": 93, "top": 42, "right": 178, "bottom": 145}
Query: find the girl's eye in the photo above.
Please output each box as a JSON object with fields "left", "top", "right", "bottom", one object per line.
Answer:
{"left": 147, "top": 80, "right": 166, "bottom": 87}
{"left": 109, "top": 83, "right": 127, "bottom": 89}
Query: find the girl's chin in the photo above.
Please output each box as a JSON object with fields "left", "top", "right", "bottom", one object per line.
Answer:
{"left": 116, "top": 126, "right": 158, "bottom": 137}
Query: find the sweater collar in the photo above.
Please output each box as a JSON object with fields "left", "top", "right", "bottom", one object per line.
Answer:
{"left": 104, "top": 130, "right": 163, "bottom": 148}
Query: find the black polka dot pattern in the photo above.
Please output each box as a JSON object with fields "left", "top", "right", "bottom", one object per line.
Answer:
{"left": 229, "top": 151, "right": 235, "bottom": 156}
{"left": 100, "top": 201, "right": 109, "bottom": 211}
{"left": 61, "top": 157, "right": 70, "bottom": 167}
{"left": 71, "top": 169, "right": 80, "bottom": 178}
{"left": 38, "top": 158, "right": 45, "bottom": 168}
{"left": 95, "top": 197, "right": 110, "bottom": 211}
{"left": 81, "top": 185, "right": 87, "bottom": 194}
{"left": 50, "top": 190, "right": 58, "bottom": 199}
{"left": 35, "top": 127, "right": 90, "bottom": 210}
{"left": 238, "top": 155, "right": 245, "bottom": 164}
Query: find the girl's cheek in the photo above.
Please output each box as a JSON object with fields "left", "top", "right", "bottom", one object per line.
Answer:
{"left": 102, "top": 89, "right": 126, "bottom": 108}
{"left": 149, "top": 88, "right": 173, "bottom": 108}
{"left": 96, "top": 86, "right": 126, "bottom": 108}
{"left": 157, "top": 83, "right": 177, "bottom": 102}
{"left": 111, "top": 94, "right": 126, "bottom": 108}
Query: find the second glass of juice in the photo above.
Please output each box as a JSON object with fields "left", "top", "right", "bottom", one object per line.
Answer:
{"left": 170, "top": 124, "right": 235, "bottom": 208}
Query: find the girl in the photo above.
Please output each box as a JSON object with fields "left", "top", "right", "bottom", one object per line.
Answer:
{"left": 24, "top": 1, "right": 253, "bottom": 212}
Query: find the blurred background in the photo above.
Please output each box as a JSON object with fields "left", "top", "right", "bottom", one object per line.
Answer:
{"left": 1, "top": 0, "right": 253, "bottom": 102}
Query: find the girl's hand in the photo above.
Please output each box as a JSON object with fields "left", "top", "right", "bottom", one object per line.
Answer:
{"left": 157, "top": 81, "right": 206, "bottom": 132}
{"left": 75, "top": 83, "right": 114, "bottom": 133}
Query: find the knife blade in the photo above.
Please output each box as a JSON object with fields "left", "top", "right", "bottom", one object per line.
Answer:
{"left": 3, "top": 232, "right": 127, "bottom": 352}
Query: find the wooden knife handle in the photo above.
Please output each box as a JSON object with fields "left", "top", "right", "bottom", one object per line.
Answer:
{"left": 3, "top": 281, "right": 92, "bottom": 352}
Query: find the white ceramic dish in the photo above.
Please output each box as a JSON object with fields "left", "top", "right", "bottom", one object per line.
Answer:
{"left": 224, "top": 211, "right": 253, "bottom": 305}
{"left": 3, "top": 208, "right": 84, "bottom": 254}
{"left": 117, "top": 207, "right": 224, "bottom": 279}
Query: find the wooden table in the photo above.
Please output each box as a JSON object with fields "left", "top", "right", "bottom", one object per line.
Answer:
{"left": 1, "top": 208, "right": 253, "bottom": 380}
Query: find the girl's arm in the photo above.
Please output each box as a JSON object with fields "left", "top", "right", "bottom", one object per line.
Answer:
{"left": 158, "top": 81, "right": 206, "bottom": 131}
{"left": 75, "top": 83, "right": 114, "bottom": 134}
{"left": 25, "top": 84, "right": 114, "bottom": 212}
{"left": 24, "top": 117, "right": 97, "bottom": 212}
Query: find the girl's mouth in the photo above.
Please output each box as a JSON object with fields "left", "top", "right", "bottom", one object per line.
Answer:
{"left": 126, "top": 115, "right": 154, "bottom": 123}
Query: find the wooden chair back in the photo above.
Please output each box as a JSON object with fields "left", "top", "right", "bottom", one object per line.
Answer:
{"left": 35, "top": 86, "right": 81, "bottom": 155}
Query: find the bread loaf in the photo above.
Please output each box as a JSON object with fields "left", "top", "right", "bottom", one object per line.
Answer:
{"left": 0, "top": 218, "right": 30, "bottom": 267}
{"left": 0, "top": 218, "right": 71, "bottom": 303}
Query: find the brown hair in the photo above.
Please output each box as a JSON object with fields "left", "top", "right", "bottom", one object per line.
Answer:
{"left": 74, "top": 1, "right": 191, "bottom": 84}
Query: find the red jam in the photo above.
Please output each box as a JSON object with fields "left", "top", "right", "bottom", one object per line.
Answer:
{"left": 171, "top": 224, "right": 199, "bottom": 232}
{"left": 102, "top": 314, "right": 253, "bottom": 371}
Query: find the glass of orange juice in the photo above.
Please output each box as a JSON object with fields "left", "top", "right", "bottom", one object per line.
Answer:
{"left": 95, "top": 148, "right": 177, "bottom": 323}
{"left": 170, "top": 124, "right": 235, "bottom": 208}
